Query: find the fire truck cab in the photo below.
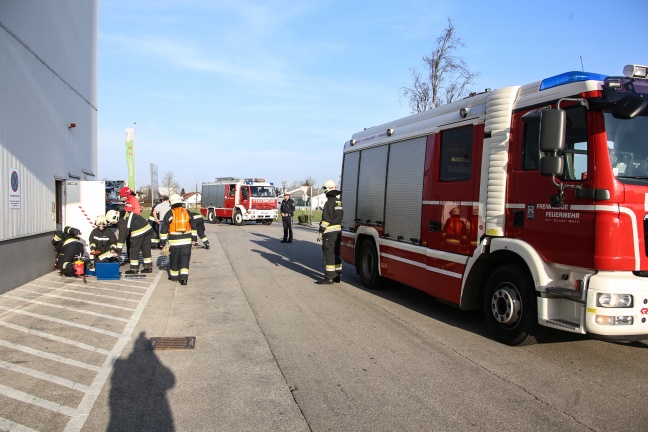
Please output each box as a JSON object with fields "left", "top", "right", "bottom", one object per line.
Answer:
{"left": 201, "top": 177, "right": 278, "bottom": 225}
{"left": 340, "top": 64, "right": 648, "bottom": 345}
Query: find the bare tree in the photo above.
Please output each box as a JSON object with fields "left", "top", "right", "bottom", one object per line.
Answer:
{"left": 161, "top": 171, "right": 180, "bottom": 196}
{"left": 400, "top": 18, "right": 479, "bottom": 113}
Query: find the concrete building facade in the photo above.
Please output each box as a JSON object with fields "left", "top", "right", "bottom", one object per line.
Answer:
{"left": 0, "top": 1, "right": 98, "bottom": 293}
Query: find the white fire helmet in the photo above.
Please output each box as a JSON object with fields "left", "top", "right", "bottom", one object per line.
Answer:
{"left": 106, "top": 210, "right": 120, "bottom": 225}
{"left": 95, "top": 215, "right": 107, "bottom": 226}
{"left": 169, "top": 194, "right": 183, "bottom": 205}
{"left": 322, "top": 180, "right": 337, "bottom": 192}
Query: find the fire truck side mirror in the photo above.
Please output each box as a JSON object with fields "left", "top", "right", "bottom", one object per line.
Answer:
{"left": 539, "top": 109, "right": 566, "bottom": 153}
{"left": 538, "top": 109, "right": 566, "bottom": 177}
{"left": 612, "top": 95, "right": 647, "bottom": 120}
{"left": 539, "top": 156, "right": 564, "bottom": 177}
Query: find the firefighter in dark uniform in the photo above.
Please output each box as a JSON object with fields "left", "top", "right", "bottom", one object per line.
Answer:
{"left": 52, "top": 226, "right": 85, "bottom": 276}
{"left": 148, "top": 199, "right": 162, "bottom": 249}
{"left": 187, "top": 209, "right": 210, "bottom": 249}
{"left": 280, "top": 192, "right": 295, "bottom": 243}
{"left": 106, "top": 209, "right": 153, "bottom": 274}
{"left": 88, "top": 215, "right": 118, "bottom": 263}
{"left": 159, "top": 194, "right": 197, "bottom": 285}
{"left": 315, "top": 180, "right": 343, "bottom": 284}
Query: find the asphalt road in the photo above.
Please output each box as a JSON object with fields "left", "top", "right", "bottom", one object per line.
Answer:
{"left": 0, "top": 220, "right": 646, "bottom": 431}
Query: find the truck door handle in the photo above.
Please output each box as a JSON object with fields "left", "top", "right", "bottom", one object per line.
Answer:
{"left": 429, "top": 221, "right": 442, "bottom": 232}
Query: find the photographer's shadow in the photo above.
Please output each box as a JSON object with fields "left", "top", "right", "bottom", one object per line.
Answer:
{"left": 108, "top": 331, "right": 176, "bottom": 432}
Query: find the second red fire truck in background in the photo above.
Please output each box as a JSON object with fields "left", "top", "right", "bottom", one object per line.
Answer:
{"left": 201, "top": 177, "right": 278, "bottom": 225}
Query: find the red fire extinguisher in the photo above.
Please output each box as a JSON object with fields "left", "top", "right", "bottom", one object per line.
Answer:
{"left": 74, "top": 259, "right": 85, "bottom": 276}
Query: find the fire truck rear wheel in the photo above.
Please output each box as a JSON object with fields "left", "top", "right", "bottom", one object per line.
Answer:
{"left": 483, "top": 264, "right": 538, "bottom": 346}
{"left": 208, "top": 210, "right": 216, "bottom": 224}
{"left": 233, "top": 211, "right": 244, "bottom": 226}
{"left": 358, "top": 240, "right": 381, "bottom": 289}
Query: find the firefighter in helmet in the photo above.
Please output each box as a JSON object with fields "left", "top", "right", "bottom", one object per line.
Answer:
{"left": 52, "top": 226, "right": 85, "bottom": 276}
{"left": 119, "top": 186, "right": 141, "bottom": 215}
{"left": 159, "top": 194, "right": 197, "bottom": 285}
{"left": 315, "top": 180, "right": 343, "bottom": 284}
{"left": 88, "top": 215, "right": 118, "bottom": 263}
{"left": 106, "top": 208, "right": 153, "bottom": 274}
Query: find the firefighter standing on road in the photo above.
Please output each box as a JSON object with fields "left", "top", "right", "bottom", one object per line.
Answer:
{"left": 187, "top": 210, "right": 210, "bottom": 249}
{"left": 315, "top": 180, "right": 343, "bottom": 284}
{"left": 120, "top": 187, "right": 141, "bottom": 215}
{"left": 280, "top": 192, "right": 295, "bottom": 243}
{"left": 159, "top": 194, "right": 197, "bottom": 285}
{"left": 106, "top": 209, "right": 153, "bottom": 274}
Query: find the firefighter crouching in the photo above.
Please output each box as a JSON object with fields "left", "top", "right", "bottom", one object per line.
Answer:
{"left": 52, "top": 226, "right": 85, "bottom": 277}
{"left": 315, "top": 180, "right": 343, "bottom": 285}
{"left": 159, "top": 194, "right": 197, "bottom": 285}
{"left": 88, "top": 215, "right": 118, "bottom": 263}
{"left": 106, "top": 209, "right": 154, "bottom": 274}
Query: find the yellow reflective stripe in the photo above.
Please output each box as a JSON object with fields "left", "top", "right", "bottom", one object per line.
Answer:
{"left": 324, "top": 224, "right": 341, "bottom": 233}
{"left": 131, "top": 225, "right": 151, "bottom": 237}
{"left": 169, "top": 238, "right": 193, "bottom": 246}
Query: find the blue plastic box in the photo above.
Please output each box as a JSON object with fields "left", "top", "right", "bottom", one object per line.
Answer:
{"left": 95, "top": 262, "right": 120, "bottom": 280}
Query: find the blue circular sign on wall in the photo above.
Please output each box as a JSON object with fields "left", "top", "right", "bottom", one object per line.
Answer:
{"left": 11, "top": 171, "right": 19, "bottom": 192}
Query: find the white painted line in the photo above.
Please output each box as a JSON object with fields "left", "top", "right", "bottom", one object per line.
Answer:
{"left": 64, "top": 271, "right": 163, "bottom": 432}
{"left": 0, "top": 305, "right": 123, "bottom": 338}
{"left": 26, "top": 284, "right": 141, "bottom": 303}
{"left": 0, "top": 359, "right": 91, "bottom": 392}
{"left": 15, "top": 289, "right": 137, "bottom": 311}
{"left": 0, "top": 382, "right": 77, "bottom": 416}
{"left": 1, "top": 295, "right": 130, "bottom": 322}
{"left": 0, "top": 339, "right": 101, "bottom": 372}
{"left": 0, "top": 416, "right": 39, "bottom": 432}
{"left": 0, "top": 321, "right": 110, "bottom": 355}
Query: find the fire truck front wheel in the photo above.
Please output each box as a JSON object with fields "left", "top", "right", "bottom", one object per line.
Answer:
{"left": 232, "top": 211, "right": 244, "bottom": 226}
{"left": 483, "top": 264, "right": 538, "bottom": 347}
{"left": 358, "top": 240, "right": 382, "bottom": 289}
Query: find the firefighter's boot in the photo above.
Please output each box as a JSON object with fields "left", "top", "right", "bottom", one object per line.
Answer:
{"left": 333, "top": 275, "right": 341, "bottom": 283}
{"left": 315, "top": 277, "right": 334, "bottom": 285}
{"left": 125, "top": 269, "right": 139, "bottom": 275}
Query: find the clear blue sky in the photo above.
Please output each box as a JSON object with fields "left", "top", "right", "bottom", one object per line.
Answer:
{"left": 97, "top": 0, "right": 647, "bottom": 193}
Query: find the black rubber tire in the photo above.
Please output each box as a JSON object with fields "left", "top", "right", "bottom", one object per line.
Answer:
{"left": 207, "top": 210, "right": 216, "bottom": 224}
{"left": 483, "top": 264, "right": 538, "bottom": 346}
{"left": 233, "top": 211, "right": 244, "bottom": 226}
{"left": 261, "top": 220, "right": 273, "bottom": 225}
{"left": 358, "top": 240, "right": 381, "bottom": 289}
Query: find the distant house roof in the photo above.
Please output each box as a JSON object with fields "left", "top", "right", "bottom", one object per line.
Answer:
{"left": 183, "top": 192, "right": 199, "bottom": 200}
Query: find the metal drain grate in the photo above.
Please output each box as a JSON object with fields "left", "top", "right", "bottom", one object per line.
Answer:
{"left": 147, "top": 336, "right": 196, "bottom": 351}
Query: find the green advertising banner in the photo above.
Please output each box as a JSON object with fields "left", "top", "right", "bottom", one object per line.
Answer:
{"left": 125, "top": 128, "right": 136, "bottom": 190}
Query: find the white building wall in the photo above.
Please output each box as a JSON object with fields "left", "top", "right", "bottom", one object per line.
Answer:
{"left": 0, "top": 0, "right": 98, "bottom": 291}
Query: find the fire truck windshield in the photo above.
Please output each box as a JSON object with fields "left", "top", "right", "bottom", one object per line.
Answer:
{"left": 250, "top": 186, "right": 276, "bottom": 197}
{"left": 605, "top": 110, "right": 648, "bottom": 179}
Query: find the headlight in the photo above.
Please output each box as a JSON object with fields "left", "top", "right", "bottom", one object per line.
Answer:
{"left": 596, "top": 293, "right": 633, "bottom": 308}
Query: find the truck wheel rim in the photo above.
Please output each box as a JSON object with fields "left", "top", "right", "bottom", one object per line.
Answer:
{"left": 490, "top": 285, "right": 521, "bottom": 326}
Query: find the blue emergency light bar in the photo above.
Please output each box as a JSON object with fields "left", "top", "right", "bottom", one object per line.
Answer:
{"left": 539, "top": 71, "right": 607, "bottom": 91}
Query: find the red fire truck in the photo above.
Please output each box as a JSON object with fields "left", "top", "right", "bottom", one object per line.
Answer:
{"left": 340, "top": 64, "right": 648, "bottom": 346}
{"left": 201, "top": 177, "right": 278, "bottom": 225}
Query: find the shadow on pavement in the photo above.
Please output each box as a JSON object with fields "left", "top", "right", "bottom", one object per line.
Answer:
{"left": 107, "top": 331, "right": 176, "bottom": 432}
